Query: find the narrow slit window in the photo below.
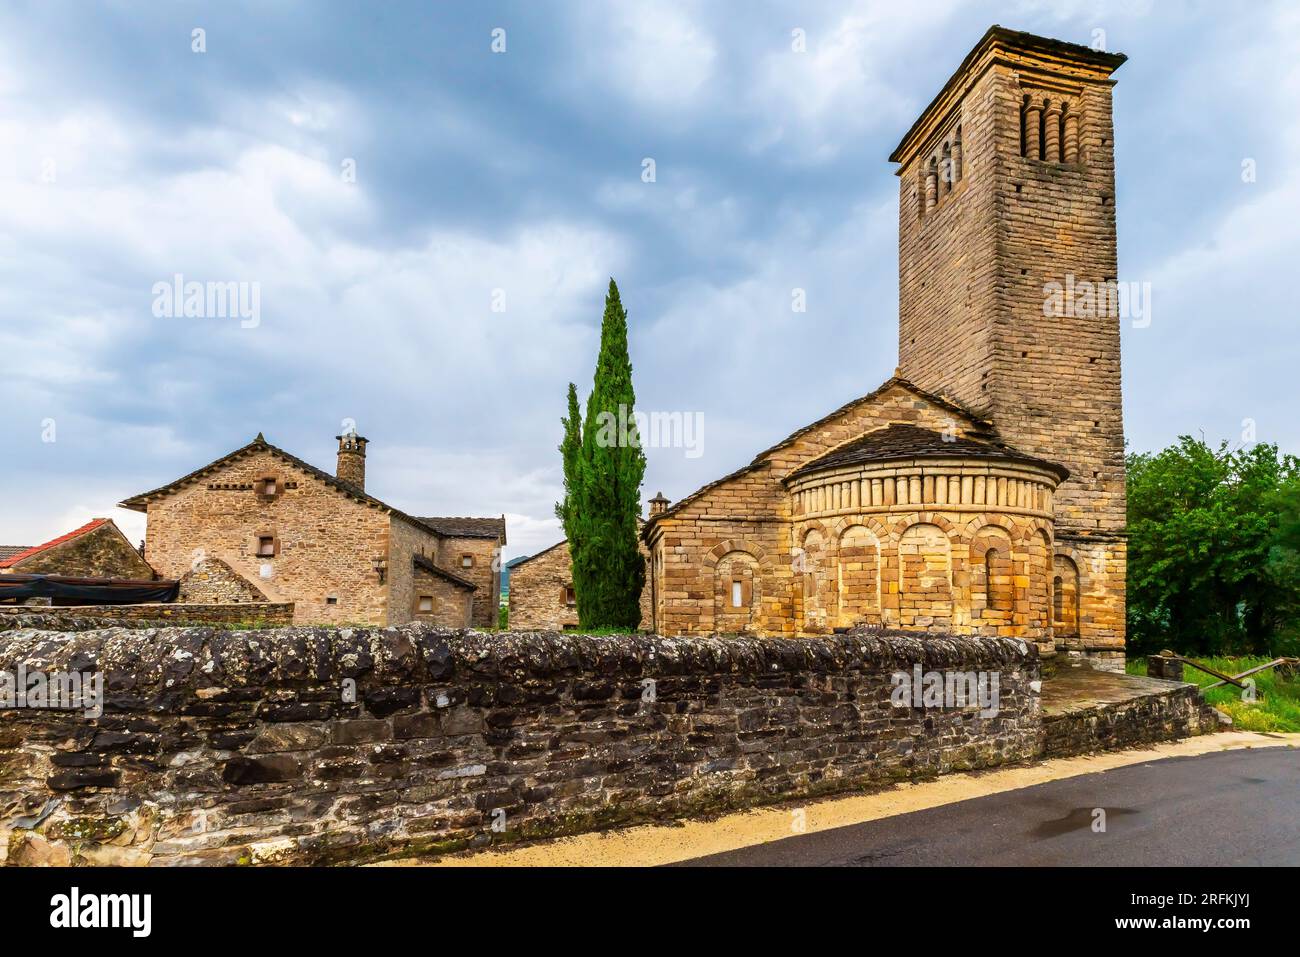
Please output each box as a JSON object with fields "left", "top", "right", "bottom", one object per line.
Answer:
{"left": 564, "top": 586, "right": 576, "bottom": 607}
{"left": 731, "top": 580, "right": 743, "bottom": 608}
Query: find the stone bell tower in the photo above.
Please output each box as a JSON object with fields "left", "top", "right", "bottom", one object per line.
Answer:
{"left": 891, "top": 26, "right": 1129, "bottom": 664}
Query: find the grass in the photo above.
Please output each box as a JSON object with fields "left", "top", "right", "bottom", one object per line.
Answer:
{"left": 1128, "top": 655, "right": 1300, "bottom": 732}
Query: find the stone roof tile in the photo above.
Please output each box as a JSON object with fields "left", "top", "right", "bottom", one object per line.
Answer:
{"left": 788, "top": 423, "right": 1069, "bottom": 481}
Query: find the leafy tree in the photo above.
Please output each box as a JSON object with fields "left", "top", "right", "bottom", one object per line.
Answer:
{"left": 555, "top": 279, "right": 647, "bottom": 630}
{"left": 1127, "top": 436, "right": 1300, "bottom": 656}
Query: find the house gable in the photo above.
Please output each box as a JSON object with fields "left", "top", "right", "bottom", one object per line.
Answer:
{"left": 0, "top": 518, "right": 154, "bottom": 579}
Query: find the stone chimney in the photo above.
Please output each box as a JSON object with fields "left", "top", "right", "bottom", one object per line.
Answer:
{"left": 335, "top": 432, "right": 369, "bottom": 490}
{"left": 648, "top": 491, "right": 670, "bottom": 516}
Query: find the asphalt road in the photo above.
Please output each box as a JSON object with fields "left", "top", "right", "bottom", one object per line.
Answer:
{"left": 679, "top": 746, "right": 1300, "bottom": 866}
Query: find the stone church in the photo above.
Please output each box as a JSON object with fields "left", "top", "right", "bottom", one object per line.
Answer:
{"left": 121, "top": 432, "right": 506, "bottom": 628}
{"left": 643, "top": 27, "right": 1128, "bottom": 667}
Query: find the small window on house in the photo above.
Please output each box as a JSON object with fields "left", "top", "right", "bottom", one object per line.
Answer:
{"left": 257, "top": 535, "right": 276, "bottom": 557}
{"left": 564, "top": 586, "right": 576, "bottom": 607}
{"left": 255, "top": 476, "right": 281, "bottom": 499}
{"left": 460, "top": 554, "right": 474, "bottom": 568}
{"left": 417, "top": 595, "right": 434, "bottom": 613}
{"left": 731, "top": 580, "right": 743, "bottom": 608}
{"left": 325, "top": 595, "right": 338, "bottom": 606}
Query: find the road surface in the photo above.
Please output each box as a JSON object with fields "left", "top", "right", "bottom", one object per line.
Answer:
{"left": 679, "top": 746, "right": 1300, "bottom": 866}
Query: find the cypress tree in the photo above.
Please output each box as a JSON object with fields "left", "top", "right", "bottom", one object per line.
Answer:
{"left": 567, "top": 279, "right": 646, "bottom": 629}
{"left": 555, "top": 382, "right": 583, "bottom": 541}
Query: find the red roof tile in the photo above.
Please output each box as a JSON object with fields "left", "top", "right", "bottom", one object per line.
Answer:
{"left": 0, "top": 518, "right": 109, "bottom": 569}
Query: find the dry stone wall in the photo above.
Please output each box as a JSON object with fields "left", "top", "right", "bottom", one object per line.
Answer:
{"left": 0, "top": 623, "right": 1040, "bottom": 865}
{"left": 0, "top": 604, "right": 295, "bottom": 630}
{"left": 178, "top": 557, "right": 269, "bottom": 604}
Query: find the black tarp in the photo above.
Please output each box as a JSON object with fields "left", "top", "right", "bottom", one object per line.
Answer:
{"left": 0, "top": 574, "right": 178, "bottom": 605}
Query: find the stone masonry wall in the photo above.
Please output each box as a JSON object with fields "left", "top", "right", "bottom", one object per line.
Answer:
{"left": 409, "top": 566, "right": 474, "bottom": 628}
{"left": 142, "top": 448, "right": 397, "bottom": 626}
{"left": 178, "top": 557, "right": 269, "bottom": 604}
{"left": 646, "top": 383, "right": 993, "bottom": 638}
{"left": 894, "top": 44, "right": 1126, "bottom": 660}
{"left": 433, "top": 537, "right": 501, "bottom": 630}
{"left": 0, "top": 624, "right": 1039, "bottom": 866}
{"left": 1043, "top": 680, "right": 1217, "bottom": 757}
{"left": 787, "top": 459, "right": 1059, "bottom": 652}
{"left": 509, "top": 541, "right": 652, "bottom": 631}
{"left": 386, "top": 517, "right": 436, "bottom": 627}
{"left": 0, "top": 604, "right": 295, "bottom": 630}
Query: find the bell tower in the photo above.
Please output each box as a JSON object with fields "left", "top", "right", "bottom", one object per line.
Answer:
{"left": 891, "top": 27, "right": 1129, "bottom": 664}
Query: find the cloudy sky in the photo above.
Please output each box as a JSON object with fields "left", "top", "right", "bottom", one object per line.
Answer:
{"left": 1, "top": 0, "right": 1297, "bottom": 561}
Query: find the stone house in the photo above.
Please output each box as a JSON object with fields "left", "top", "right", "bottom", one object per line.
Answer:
{"left": 508, "top": 516, "right": 655, "bottom": 631}
{"left": 120, "top": 433, "right": 505, "bottom": 628}
{"left": 643, "top": 27, "right": 1129, "bottom": 667}
{"left": 0, "top": 518, "right": 154, "bottom": 579}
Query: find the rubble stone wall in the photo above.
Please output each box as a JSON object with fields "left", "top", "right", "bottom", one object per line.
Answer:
{"left": 0, "top": 624, "right": 1039, "bottom": 866}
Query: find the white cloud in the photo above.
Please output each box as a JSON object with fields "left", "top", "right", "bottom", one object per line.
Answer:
{"left": 746, "top": 0, "right": 964, "bottom": 160}
{"left": 567, "top": 2, "right": 717, "bottom": 113}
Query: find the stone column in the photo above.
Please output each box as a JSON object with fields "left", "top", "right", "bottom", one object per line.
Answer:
{"left": 924, "top": 162, "right": 938, "bottom": 212}
{"left": 1063, "top": 108, "right": 1080, "bottom": 163}
{"left": 951, "top": 135, "right": 963, "bottom": 183}
{"left": 1024, "top": 100, "right": 1042, "bottom": 159}
{"left": 1044, "top": 101, "right": 1062, "bottom": 162}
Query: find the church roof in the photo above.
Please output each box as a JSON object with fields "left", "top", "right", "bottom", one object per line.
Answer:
{"left": 787, "top": 424, "right": 1069, "bottom": 481}
{"left": 644, "top": 377, "right": 991, "bottom": 530}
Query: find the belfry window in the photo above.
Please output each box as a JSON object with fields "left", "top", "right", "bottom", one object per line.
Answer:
{"left": 919, "top": 123, "right": 964, "bottom": 219}
{"left": 1021, "top": 94, "right": 1080, "bottom": 164}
